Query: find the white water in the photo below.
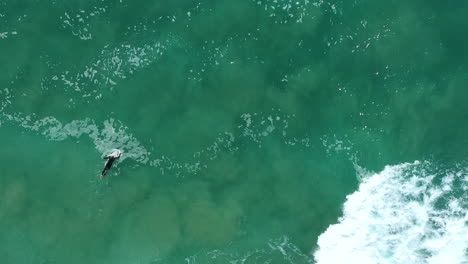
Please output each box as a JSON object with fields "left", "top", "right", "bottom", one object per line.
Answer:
{"left": 314, "top": 161, "right": 468, "bottom": 264}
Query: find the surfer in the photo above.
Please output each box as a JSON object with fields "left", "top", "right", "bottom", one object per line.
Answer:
{"left": 100, "top": 149, "right": 123, "bottom": 179}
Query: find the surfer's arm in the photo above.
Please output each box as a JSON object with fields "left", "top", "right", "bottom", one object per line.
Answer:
{"left": 102, "top": 155, "right": 109, "bottom": 160}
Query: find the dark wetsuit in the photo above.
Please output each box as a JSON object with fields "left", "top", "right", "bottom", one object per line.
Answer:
{"left": 101, "top": 155, "right": 119, "bottom": 178}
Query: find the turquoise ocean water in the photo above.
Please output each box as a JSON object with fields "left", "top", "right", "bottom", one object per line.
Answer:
{"left": 0, "top": 1, "right": 467, "bottom": 263}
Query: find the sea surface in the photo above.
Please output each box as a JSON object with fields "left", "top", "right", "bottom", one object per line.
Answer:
{"left": 0, "top": 1, "right": 467, "bottom": 263}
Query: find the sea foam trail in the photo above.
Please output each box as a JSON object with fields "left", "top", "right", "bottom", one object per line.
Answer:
{"left": 1, "top": 110, "right": 311, "bottom": 177}
{"left": 314, "top": 161, "right": 468, "bottom": 264}
{"left": 1, "top": 113, "right": 151, "bottom": 164}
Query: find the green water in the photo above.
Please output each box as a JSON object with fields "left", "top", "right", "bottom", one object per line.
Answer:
{"left": 0, "top": 1, "right": 467, "bottom": 263}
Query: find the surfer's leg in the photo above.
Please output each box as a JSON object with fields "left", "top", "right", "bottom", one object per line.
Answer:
{"left": 101, "top": 168, "right": 109, "bottom": 179}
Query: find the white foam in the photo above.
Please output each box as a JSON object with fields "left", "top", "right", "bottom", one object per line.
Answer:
{"left": 314, "top": 161, "right": 468, "bottom": 264}
{"left": 239, "top": 111, "right": 311, "bottom": 148}
{"left": 179, "top": 236, "right": 311, "bottom": 264}
{"left": 0, "top": 88, "right": 12, "bottom": 113}
{"left": 3, "top": 113, "right": 151, "bottom": 164}
{"left": 3, "top": 109, "right": 313, "bottom": 177}
{"left": 42, "top": 38, "right": 169, "bottom": 105}
{"left": 252, "top": 0, "right": 323, "bottom": 24}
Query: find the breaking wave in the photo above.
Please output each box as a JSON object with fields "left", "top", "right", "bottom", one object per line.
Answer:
{"left": 314, "top": 161, "right": 468, "bottom": 264}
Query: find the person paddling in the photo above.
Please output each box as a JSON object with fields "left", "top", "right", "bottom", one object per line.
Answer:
{"left": 100, "top": 149, "right": 123, "bottom": 179}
